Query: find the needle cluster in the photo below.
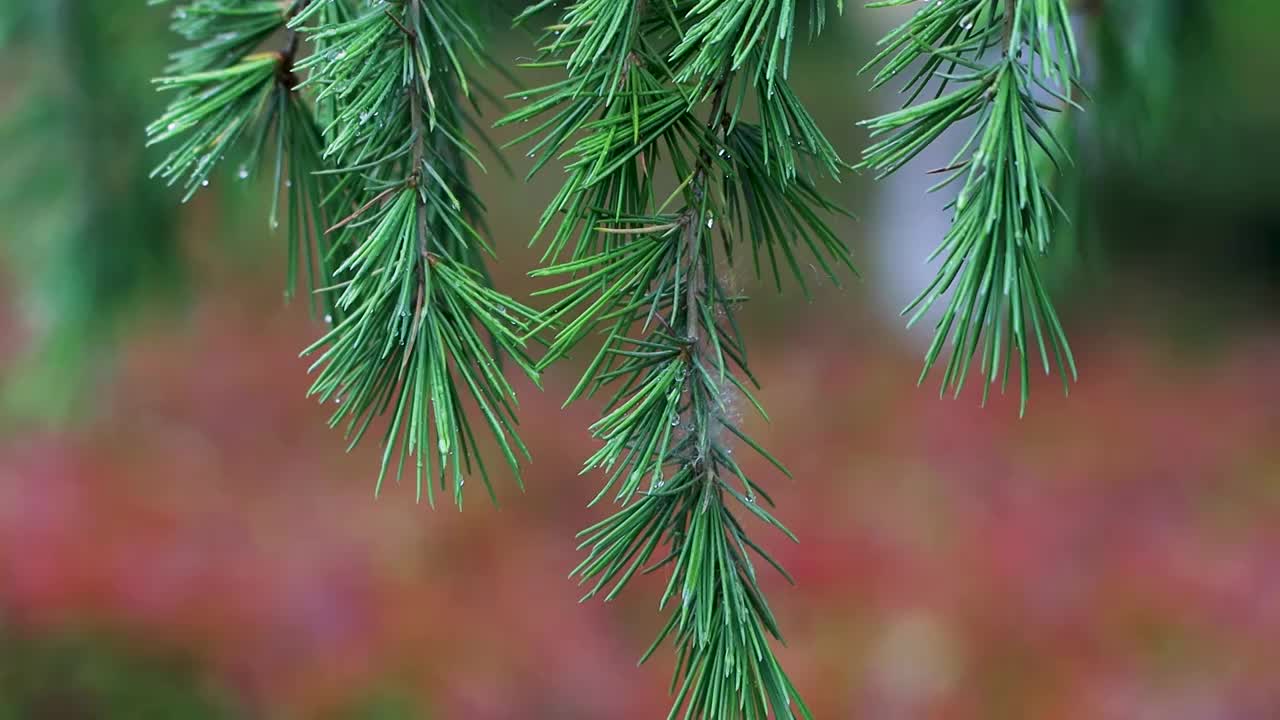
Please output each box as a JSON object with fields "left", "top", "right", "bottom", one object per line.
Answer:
{"left": 860, "top": 0, "right": 1082, "bottom": 412}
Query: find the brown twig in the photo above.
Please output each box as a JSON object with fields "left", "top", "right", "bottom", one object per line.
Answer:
{"left": 276, "top": 0, "right": 312, "bottom": 89}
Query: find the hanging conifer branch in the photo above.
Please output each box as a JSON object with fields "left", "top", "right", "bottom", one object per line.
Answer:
{"left": 291, "top": 0, "right": 540, "bottom": 504}
{"left": 502, "top": 1, "right": 850, "bottom": 716}
{"left": 146, "top": 0, "right": 341, "bottom": 313}
{"left": 147, "top": 0, "right": 540, "bottom": 500}
{"left": 860, "top": 0, "right": 1082, "bottom": 413}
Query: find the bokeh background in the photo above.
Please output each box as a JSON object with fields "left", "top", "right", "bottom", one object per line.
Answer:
{"left": 2, "top": 1, "right": 1279, "bottom": 718}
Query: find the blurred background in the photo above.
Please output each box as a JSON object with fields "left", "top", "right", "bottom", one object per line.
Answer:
{"left": 2, "top": 1, "right": 1279, "bottom": 718}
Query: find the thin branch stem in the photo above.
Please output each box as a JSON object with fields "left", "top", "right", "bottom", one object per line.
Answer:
{"left": 684, "top": 76, "right": 731, "bottom": 347}
{"left": 682, "top": 75, "right": 732, "bottom": 474}
{"left": 1002, "top": 0, "right": 1017, "bottom": 53}
{"left": 278, "top": 0, "right": 312, "bottom": 88}
{"left": 407, "top": 0, "right": 431, "bottom": 260}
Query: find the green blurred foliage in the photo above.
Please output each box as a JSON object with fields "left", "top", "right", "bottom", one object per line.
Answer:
{"left": 327, "top": 691, "right": 425, "bottom": 720}
{"left": 1083, "top": 0, "right": 1280, "bottom": 293}
{"left": 0, "top": 1, "right": 181, "bottom": 425}
{"left": 0, "top": 629, "right": 238, "bottom": 719}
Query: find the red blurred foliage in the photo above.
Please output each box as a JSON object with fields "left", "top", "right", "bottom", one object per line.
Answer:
{"left": 2, "top": 281, "right": 1280, "bottom": 717}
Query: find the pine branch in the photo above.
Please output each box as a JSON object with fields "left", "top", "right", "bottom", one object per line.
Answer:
{"left": 146, "top": 0, "right": 342, "bottom": 315}
{"left": 294, "top": 0, "right": 540, "bottom": 503}
{"left": 147, "top": 0, "right": 538, "bottom": 498}
{"left": 505, "top": 1, "right": 849, "bottom": 716}
{"left": 860, "top": 0, "right": 1082, "bottom": 413}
